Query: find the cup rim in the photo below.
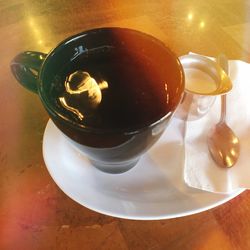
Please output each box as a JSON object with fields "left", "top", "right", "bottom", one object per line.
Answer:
{"left": 38, "top": 27, "right": 185, "bottom": 135}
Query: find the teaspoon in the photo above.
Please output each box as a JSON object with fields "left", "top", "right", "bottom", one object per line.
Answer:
{"left": 207, "top": 54, "right": 240, "bottom": 168}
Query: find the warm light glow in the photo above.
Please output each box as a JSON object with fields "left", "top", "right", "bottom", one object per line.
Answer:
{"left": 27, "top": 16, "right": 47, "bottom": 50}
{"left": 199, "top": 21, "right": 205, "bottom": 28}
{"left": 230, "top": 149, "right": 236, "bottom": 156}
{"left": 188, "top": 13, "right": 193, "bottom": 21}
{"left": 34, "top": 29, "right": 39, "bottom": 34}
{"left": 165, "top": 83, "right": 169, "bottom": 104}
{"left": 59, "top": 71, "right": 109, "bottom": 121}
{"left": 165, "top": 83, "right": 168, "bottom": 91}
{"left": 225, "top": 155, "right": 233, "bottom": 167}
{"left": 218, "top": 150, "right": 223, "bottom": 158}
{"left": 166, "top": 94, "right": 169, "bottom": 104}
{"left": 29, "top": 18, "right": 34, "bottom": 26}
{"left": 232, "top": 137, "right": 239, "bottom": 144}
{"left": 59, "top": 97, "right": 84, "bottom": 120}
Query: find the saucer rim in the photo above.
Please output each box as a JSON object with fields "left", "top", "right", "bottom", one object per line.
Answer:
{"left": 43, "top": 119, "right": 245, "bottom": 220}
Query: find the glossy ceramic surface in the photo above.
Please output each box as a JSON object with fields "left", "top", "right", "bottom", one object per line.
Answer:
{"left": 11, "top": 27, "right": 185, "bottom": 173}
{"left": 43, "top": 119, "right": 244, "bottom": 220}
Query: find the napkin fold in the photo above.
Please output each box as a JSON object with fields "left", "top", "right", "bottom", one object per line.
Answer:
{"left": 184, "top": 58, "right": 250, "bottom": 193}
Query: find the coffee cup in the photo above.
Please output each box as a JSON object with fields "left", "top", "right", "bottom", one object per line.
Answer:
{"left": 11, "top": 27, "right": 184, "bottom": 173}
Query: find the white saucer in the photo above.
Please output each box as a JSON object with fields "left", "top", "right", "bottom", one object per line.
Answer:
{"left": 43, "top": 119, "right": 244, "bottom": 220}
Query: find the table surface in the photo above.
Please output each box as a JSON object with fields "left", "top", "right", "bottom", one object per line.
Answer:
{"left": 1, "top": 1, "right": 250, "bottom": 249}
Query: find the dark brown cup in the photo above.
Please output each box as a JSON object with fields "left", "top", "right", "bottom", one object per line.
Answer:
{"left": 11, "top": 27, "right": 184, "bottom": 173}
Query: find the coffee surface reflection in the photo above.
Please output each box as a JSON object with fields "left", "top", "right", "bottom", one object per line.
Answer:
{"left": 59, "top": 71, "right": 108, "bottom": 120}
{"left": 50, "top": 47, "right": 171, "bottom": 130}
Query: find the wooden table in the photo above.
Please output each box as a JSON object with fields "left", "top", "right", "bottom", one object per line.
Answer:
{"left": 1, "top": 1, "right": 250, "bottom": 249}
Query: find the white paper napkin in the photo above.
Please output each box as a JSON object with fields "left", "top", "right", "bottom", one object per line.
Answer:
{"left": 184, "top": 59, "right": 250, "bottom": 193}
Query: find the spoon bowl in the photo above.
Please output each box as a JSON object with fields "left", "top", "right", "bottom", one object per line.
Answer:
{"left": 207, "top": 121, "right": 240, "bottom": 168}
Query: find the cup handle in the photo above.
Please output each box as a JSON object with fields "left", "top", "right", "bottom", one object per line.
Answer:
{"left": 10, "top": 51, "right": 47, "bottom": 94}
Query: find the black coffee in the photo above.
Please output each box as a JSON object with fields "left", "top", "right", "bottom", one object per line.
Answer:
{"left": 49, "top": 47, "right": 171, "bottom": 130}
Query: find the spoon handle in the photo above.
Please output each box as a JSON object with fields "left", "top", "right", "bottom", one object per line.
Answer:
{"left": 217, "top": 54, "right": 229, "bottom": 123}
{"left": 220, "top": 94, "right": 227, "bottom": 123}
